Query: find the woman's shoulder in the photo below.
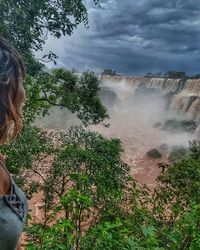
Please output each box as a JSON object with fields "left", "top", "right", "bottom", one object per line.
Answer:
{"left": 0, "top": 152, "right": 5, "bottom": 163}
{"left": 0, "top": 153, "right": 11, "bottom": 195}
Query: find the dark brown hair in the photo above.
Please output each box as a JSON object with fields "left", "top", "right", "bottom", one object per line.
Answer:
{"left": 0, "top": 37, "right": 26, "bottom": 143}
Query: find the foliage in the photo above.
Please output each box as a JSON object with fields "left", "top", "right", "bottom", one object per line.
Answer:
{"left": 168, "top": 145, "right": 188, "bottom": 162}
{"left": 102, "top": 69, "right": 117, "bottom": 76}
{"left": 35, "top": 69, "right": 108, "bottom": 125}
{"left": 26, "top": 126, "right": 130, "bottom": 249}
{"left": 0, "top": 0, "right": 108, "bottom": 190}
{"left": 191, "top": 73, "right": 200, "bottom": 79}
{"left": 23, "top": 75, "right": 50, "bottom": 125}
{"left": 145, "top": 71, "right": 200, "bottom": 80}
{"left": 144, "top": 72, "right": 162, "bottom": 78}
{"left": 144, "top": 71, "right": 188, "bottom": 79}
{"left": 154, "top": 142, "right": 200, "bottom": 213}
{"left": 25, "top": 138, "right": 200, "bottom": 249}
{"left": 0, "top": 0, "right": 100, "bottom": 75}
{"left": 164, "top": 71, "right": 188, "bottom": 79}
{"left": 0, "top": 126, "right": 50, "bottom": 173}
{"left": 0, "top": 0, "right": 108, "bottom": 127}
{"left": 0, "top": 1, "right": 110, "bottom": 241}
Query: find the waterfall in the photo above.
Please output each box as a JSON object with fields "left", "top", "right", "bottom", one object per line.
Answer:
{"left": 101, "top": 75, "right": 200, "bottom": 134}
{"left": 101, "top": 75, "right": 184, "bottom": 93}
{"left": 188, "top": 98, "right": 200, "bottom": 121}
{"left": 170, "top": 91, "right": 198, "bottom": 117}
{"left": 185, "top": 79, "right": 200, "bottom": 94}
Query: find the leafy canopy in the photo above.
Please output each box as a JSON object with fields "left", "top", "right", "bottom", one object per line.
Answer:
{"left": 0, "top": 0, "right": 108, "bottom": 126}
{"left": 0, "top": 0, "right": 100, "bottom": 74}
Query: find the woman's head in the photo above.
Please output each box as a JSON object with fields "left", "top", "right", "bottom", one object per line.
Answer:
{"left": 0, "top": 37, "right": 26, "bottom": 144}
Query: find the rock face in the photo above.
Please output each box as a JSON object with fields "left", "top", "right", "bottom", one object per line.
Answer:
{"left": 100, "top": 87, "right": 117, "bottom": 108}
{"left": 162, "top": 119, "right": 197, "bottom": 133}
{"left": 146, "top": 149, "right": 162, "bottom": 158}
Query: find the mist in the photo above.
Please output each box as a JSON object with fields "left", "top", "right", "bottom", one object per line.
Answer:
{"left": 98, "top": 79, "right": 196, "bottom": 146}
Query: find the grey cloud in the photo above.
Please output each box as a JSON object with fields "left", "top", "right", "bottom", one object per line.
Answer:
{"left": 47, "top": 0, "right": 200, "bottom": 76}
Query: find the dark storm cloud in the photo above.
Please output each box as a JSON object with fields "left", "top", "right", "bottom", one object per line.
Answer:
{"left": 57, "top": 0, "right": 200, "bottom": 75}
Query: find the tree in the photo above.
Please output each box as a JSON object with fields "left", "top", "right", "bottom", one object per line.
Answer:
{"left": 25, "top": 69, "right": 108, "bottom": 126}
{"left": 0, "top": 0, "right": 108, "bottom": 127}
{"left": 102, "top": 69, "right": 117, "bottom": 76}
{"left": 164, "top": 71, "right": 187, "bottom": 79}
{"left": 191, "top": 73, "right": 200, "bottom": 79}
{"left": 0, "top": 1, "right": 109, "bottom": 177}
{"left": 144, "top": 72, "right": 162, "bottom": 78}
{"left": 26, "top": 127, "right": 130, "bottom": 249}
{"left": 144, "top": 72, "right": 155, "bottom": 78}
{"left": 0, "top": 0, "right": 100, "bottom": 75}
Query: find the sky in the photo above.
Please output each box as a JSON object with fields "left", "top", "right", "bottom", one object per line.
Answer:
{"left": 40, "top": 0, "right": 200, "bottom": 76}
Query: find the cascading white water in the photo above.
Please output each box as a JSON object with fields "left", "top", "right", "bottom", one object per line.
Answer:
{"left": 185, "top": 79, "right": 200, "bottom": 94}
{"left": 101, "top": 76, "right": 200, "bottom": 127}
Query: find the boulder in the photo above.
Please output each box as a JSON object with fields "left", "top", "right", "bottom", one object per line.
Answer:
{"left": 153, "top": 122, "right": 162, "bottom": 128}
{"left": 160, "top": 143, "right": 169, "bottom": 150}
{"left": 146, "top": 148, "right": 162, "bottom": 158}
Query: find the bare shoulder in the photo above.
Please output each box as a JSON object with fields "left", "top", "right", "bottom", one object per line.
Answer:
{"left": 0, "top": 152, "right": 5, "bottom": 162}
{"left": 0, "top": 153, "right": 11, "bottom": 195}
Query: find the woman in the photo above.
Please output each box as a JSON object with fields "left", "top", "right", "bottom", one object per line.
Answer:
{"left": 0, "top": 37, "right": 28, "bottom": 250}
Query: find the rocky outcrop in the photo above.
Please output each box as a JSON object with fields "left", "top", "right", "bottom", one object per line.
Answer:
{"left": 146, "top": 149, "right": 162, "bottom": 158}
{"left": 162, "top": 119, "right": 197, "bottom": 133}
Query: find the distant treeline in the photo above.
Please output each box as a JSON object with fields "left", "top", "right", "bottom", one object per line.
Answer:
{"left": 144, "top": 71, "right": 200, "bottom": 79}
{"left": 102, "top": 69, "right": 200, "bottom": 79}
{"left": 101, "top": 69, "right": 122, "bottom": 76}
